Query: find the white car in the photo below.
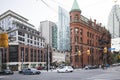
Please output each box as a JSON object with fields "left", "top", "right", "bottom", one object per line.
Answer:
{"left": 57, "top": 66, "right": 73, "bottom": 73}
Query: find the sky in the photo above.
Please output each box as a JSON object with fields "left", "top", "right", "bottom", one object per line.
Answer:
{"left": 0, "top": 0, "right": 120, "bottom": 30}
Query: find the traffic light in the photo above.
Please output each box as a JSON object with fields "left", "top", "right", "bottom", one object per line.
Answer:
{"left": 87, "top": 50, "right": 90, "bottom": 55}
{"left": 103, "top": 47, "right": 107, "bottom": 53}
{"left": 0, "top": 33, "right": 8, "bottom": 48}
{"left": 78, "top": 50, "right": 81, "bottom": 56}
{"left": 118, "top": 55, "right": 120, "bottom": 59}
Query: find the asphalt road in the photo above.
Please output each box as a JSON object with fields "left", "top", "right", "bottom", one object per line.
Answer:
{"left": 0, "top": 68, "right": 120, "bottom": 80}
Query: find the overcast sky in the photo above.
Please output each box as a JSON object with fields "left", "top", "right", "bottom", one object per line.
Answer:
{"left": 0, "top": 0, "right": 119, "bottom": 29}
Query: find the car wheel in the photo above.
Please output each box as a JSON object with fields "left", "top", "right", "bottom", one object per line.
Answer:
{"left": 37, "top": 72, "right": 40, "bottom": 74}
{"left": 70, "top": 71, "right": 73, "bottom": 72}
{"left": 57, "top": 70, "right": 59, "bottom": 73}
{"left": 32, "top": 72, "right": 35, "bottom": 75}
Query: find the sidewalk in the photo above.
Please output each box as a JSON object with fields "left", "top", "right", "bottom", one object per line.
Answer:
{"left": 87, "top": 66, "right": 120, "bottom": 80}
{"left": 105, "top": 66, "right": 120, "bottom": 72}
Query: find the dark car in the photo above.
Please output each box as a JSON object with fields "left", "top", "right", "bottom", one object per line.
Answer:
{"left": 22, "top": 68, "right": 41, "bottom": 75}
{"left": 85, "top": 65, "right": 98, "bottom": 70}
{"left": 0, "top": 69, "right": 14, "bottom": 75}
{"left": 19, "top": 68, "right": 28, "bottom": 74}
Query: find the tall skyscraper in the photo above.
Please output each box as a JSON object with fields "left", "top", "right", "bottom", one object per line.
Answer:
{"left": 107, "top": 4, "right": 120, "bottom": 38}
{"left": 107, "top": 4, "right": 120, "bottom": 52}
{"left": 57, "top": 6, "right": 70, "bottom": 51}
{"left": 40, "top": 20, "right": 57, "bottom": 49}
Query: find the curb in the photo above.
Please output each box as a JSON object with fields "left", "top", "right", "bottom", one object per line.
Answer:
{"left": 0, "top": 76, "right": 5, "bottom": 79}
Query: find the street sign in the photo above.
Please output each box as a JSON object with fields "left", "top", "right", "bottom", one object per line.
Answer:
{"left": 108, "top": 48, "right": 115, "bottom": 51}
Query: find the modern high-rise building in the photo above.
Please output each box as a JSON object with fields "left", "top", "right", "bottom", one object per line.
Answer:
{"left": 40, "top": 20, "right": 57, "bottom": 49}
{"left": 107, "top": 4, "right": 120, "bottom": 38}
{"left": 107, "top": 4, "right": 120, "bottom": 52}
{"left": 57, "top": 6, "right": 70, "bottom": 51}
{"left": 0, "top": 10, "right": 52, "bottom": 71}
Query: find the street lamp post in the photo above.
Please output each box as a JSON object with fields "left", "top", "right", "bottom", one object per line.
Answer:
{"left": 45, "top": 44, "right": 50, "bottom": 71}
{"left": 47, "top": 45, "right": 50, "bottom": 71}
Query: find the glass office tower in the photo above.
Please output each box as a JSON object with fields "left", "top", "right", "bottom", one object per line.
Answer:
{"left": 107, "top": 4, "right": 120, "bottom": 38}
{"left": 57, "top": 6, "right": 70, "bottom": 51}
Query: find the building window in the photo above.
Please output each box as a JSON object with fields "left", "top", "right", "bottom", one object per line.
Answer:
{"left": 27, "top": 39, "right": 29, "bottom": 43}
{"left": 34, "top": 50, "right": 36, "bottom": 62}
{"left": 30, "top": 35, "right": 32, "bottom": 39}
{"left": 74, "top": 14, "right": 79, "bottom": 22}
{"left": 87, "top": 39, "right": 89, "bottom": 45}
{"left": 75, "top": 28, "right": 78, "bottom": 34}
{"left": 41, "top": 51, "right": 43, "bottom": 62}
{"left": 90, "top": 40, "right": 91, "bottom": 46}
{"left": 80, "top": 46, "right": 83, "bottom": 52}
{"left": 80, "top": 37, "right": 83, "bottom": 43}
{"left": 30, "top": 40, "right": 33, "bottom": 44}
{"left": 87, "top": 32, "right": 89, "bottom": 37}
{"left": 25, "top": 48, "right": 28, "bottom": 62}
{"left": 18, "top": 37, "right": 25, "bottom": 42}
{"left": 75, "top": 45, "right": 79, "bottom": 52}
{"left": 30, "top": 49, "right": 33, "bottom": 62}
{"left": 75, "top": 36, "right": 78, "bottom": 43}
{"left": 75, "top": 55, "right": 79, "bottom": 62}
{"left": 80, "top": 29, "right": 83, "bottom": 35}
{"left": 18, "top": 31, "right": 25, "bottom": 36}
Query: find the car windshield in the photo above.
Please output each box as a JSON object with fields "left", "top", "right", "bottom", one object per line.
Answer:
{"left": 67, "top": 66, "right": 72, "bottom": 69}
{"left": 4, "top": 69, "right": 11, "bottom": 71}
{"left": 58, "top": 66, "right": 64, "bottom": 69}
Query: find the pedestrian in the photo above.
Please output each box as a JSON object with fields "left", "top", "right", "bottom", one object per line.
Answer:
{"left": 101, "top": 64, "right": 104, "bottom": 70}
{"left": 106, "top": 64, "right": 110, "bottom": 69}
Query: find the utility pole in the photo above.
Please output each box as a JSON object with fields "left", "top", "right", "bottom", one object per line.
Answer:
{"left": 47, "top": 44, "right": 50, "bottom": 71}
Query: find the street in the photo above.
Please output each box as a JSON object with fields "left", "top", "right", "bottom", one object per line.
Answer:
{"left": 0, "top": 67, "right": 120, "bottom": 80}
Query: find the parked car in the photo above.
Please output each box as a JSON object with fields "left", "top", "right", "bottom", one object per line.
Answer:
{"left": 84, "top": 65, "right": 98, "bottom": 70}
{"left": 19, "top": 68, "right": 28, "bottom": 74}
{"left": 37, "top": 66, "right": 42, "bottom": 70}
{"left": 0, "top": 69, "right": 14, "bottom": 75}
{"left": 112, "top": 63, "right": 120, "bottom": 67}
{"left": 23, "top": 68, "right": 41, "bottom": 75}
{"left": 57, "top": 66, "right": 73, "bottom": 73}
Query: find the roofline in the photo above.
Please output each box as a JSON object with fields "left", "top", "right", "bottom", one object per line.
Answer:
{"left": 0, "top": 10, "right": 28, "bottom": 21}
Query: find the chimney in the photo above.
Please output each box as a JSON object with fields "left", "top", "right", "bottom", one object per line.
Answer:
{"left": 94, "top": 19, "right": 96, "bottom": 24}
{"left": 100, "top": 23, "right": 102, "bottom": 27}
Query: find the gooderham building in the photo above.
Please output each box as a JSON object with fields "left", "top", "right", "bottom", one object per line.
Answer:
{"left": 69, "top": 0, "right": 111, "bottom": 68}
